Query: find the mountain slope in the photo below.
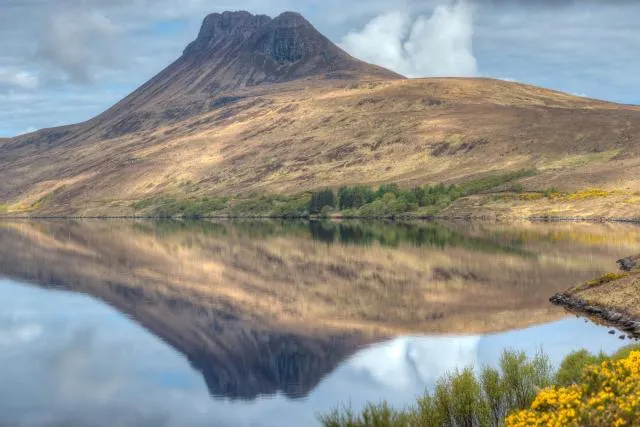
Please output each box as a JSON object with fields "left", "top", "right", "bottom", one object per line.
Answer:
{"left": 1, "top": 11, "right": 640, "bottom": 218}
{"left": 91, "top": 11, "right": 402, "bottom": 138}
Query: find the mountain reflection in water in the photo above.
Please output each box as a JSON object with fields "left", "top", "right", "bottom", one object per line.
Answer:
{"left": 1, "top": 220, "right": 640, "bottom": 426}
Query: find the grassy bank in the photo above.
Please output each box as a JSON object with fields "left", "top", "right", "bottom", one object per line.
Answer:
{"left": 131, "top": 169, "right": 536, "bottom": 219}
{"left": 558, "top": 255, "right": 640, "bottom": 325}
{"left": 321, "top": 345, "right": 640, "bottom": 427}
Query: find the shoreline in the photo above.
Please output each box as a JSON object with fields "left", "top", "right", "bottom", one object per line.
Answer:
{"left": 550, "top": 293, "right": 640, "bottom": 339}
{"left": 1, "top": 214, "right": 640, "bottom": 223}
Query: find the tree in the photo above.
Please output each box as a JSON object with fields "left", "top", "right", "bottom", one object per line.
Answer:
{"left": 309, "top": 188, "right": 336, "bottom": 213}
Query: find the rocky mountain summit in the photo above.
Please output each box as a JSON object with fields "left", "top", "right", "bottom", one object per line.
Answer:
{"left": 181, "top": 11, "right": 403, "bottom": 89}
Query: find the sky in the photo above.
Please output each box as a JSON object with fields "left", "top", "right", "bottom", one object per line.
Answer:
{"left": 0, "top": 0, "right": 639, "bottom": 137}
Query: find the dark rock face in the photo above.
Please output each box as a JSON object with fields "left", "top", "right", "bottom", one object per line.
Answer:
{"left": 617, "top": 255, "right": 640, "bottom": 271}
{"left": 185, "top": 11, "right": 326, "bottom": 62}
{"left": 184, "top": 11, "right": 272, "bottom": 56}
{"left": 177, "top": 10, "right": 402, "bottom": 90}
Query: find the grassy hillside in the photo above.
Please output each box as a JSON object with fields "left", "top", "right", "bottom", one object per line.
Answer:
{"left": 1, "top": 78, "right": 640, "bottom": 218}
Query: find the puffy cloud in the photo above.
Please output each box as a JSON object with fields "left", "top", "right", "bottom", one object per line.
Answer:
{"left": 340, "top": 1, "right": 477, "bottom": 77}
{"left": 36, "top": 9, "right": 123, "bottom": 83}
{"left": 0, "top": 68, "right": 39, "bottom": 90}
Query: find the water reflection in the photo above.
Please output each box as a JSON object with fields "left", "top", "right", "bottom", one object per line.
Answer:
{"left": 0, "top": 279, "right": 630, "bottom": 427}
{"left": 1, "top": 219, "right": 640, "bottom": 426}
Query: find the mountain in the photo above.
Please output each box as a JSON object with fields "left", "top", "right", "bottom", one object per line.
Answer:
{"left": 90, "top": 11, "right": 403, "bottom": 139}
{"left": 1, "top": 11, "right": 640, "bottom": 218}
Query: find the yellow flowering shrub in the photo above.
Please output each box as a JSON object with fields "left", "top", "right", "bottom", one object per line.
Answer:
{"left": 563, "top": 188, "right": 612, "bottom": 201}
{"left": 506, "top": 351, "right": 640, "bottom": 426}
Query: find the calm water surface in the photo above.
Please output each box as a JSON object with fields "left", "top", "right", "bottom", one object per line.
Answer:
{"left": 1, "top": 220, "right": 639, "bottom": 427}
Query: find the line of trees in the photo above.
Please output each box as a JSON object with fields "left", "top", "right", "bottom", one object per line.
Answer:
{"left": 307, "top": 183, "right": 464, "bottom": 215}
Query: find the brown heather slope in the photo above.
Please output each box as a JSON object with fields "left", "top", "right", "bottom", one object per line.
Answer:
{"left": 1, "top": 11, "right": 640, "bottom": 217}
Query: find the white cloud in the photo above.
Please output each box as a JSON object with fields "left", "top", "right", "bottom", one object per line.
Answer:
{"left": 0, "top": 68, "right": 39, "bottom": 89}
{"left": 340, "top": 1, "right": 477, "bottom": 77}
{"left": 37, "top": 10, "right": 124, "bottom": 83}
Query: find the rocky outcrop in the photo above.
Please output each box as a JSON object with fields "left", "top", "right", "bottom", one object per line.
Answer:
{"left": 183, "top": 11, "right": 272, "bottom": 56}
{"left": 550, "top": 294, "right": 640, "bottom": 338}
{"left": 179, "top": 10, "right": 402, "bottom": 89}
{"left": 617, "top": 254, "right": 640, "bottom": 271}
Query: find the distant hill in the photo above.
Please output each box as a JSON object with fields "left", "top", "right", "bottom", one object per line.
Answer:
{"left": 1, "top": 11, "right": 640, "bottom": 218}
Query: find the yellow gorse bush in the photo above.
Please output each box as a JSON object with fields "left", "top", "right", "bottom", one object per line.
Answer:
{"left": 506, "top": 351, "right": 640, "bottom": 427}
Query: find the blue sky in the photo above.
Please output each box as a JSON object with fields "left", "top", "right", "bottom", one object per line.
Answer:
{"left": 1, "top": 0, "right": 639, "bottom": 137}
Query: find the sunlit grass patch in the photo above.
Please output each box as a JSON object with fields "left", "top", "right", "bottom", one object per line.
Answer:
{"left": 572, "top": 272, "right": 628, "bottom": 293}
{"left": 539, "top": 150, "right": 621, "bottom": 171}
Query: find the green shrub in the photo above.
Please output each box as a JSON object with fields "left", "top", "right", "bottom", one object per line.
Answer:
{"left": 509, "top": 183, "right": 524, "bottom": 194}
{"left": 481, "top": 366, "right": 506, "bottom": 422}
{"left": 322, "top": 344, "right": 640, "bottom": 427}
{"left": 555, "top": 349, "right": 606, "bottom": 387}
{"left": 134, "top": 170, "right": 538, "bottom": 219}
{"left": 271, "top": 194, "right": 310, "bottom": 218}
{"left": 543, "top": 187, "right": 560, "bottom": 198}
{"left": 458, "top": 169, "right": 536, "bottom": 196}
{"left": 500, "top": 349, "right": 552, "bottom": 410}
{"left": 320, "top": 349, "right": 553, "bottom": 427}
{"left": 320, "top": 205, "right": 335, "bottom": 218}
{"left": 320, "top": 403, "right": 411, "bottom": 427}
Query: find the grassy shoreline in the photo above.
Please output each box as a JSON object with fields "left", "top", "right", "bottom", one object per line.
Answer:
{"left": 3, "top": 211, "right": 640, "bottom": 223}
{"left": 4, "top": 167, "right": 640, "bottom": 220}
{"left": 551, "top": 256, "right": 640, "bottom": 334}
